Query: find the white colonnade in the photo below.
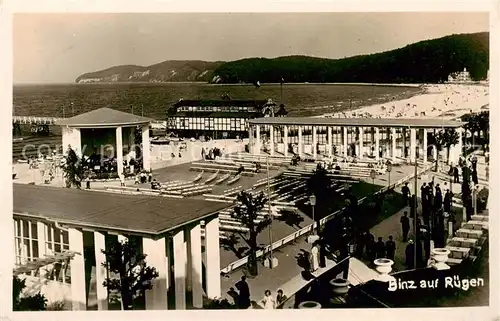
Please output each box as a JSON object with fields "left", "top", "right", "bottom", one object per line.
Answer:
{"left": 247, "top": 122, "right": 465, "bottom": 164}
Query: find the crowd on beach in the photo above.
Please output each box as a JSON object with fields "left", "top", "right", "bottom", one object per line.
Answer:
{"left": 324, "top": 84, "right": 488, "bottom": 120}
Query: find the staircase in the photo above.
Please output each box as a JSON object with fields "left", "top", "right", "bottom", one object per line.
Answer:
{"left": 445, "top": 213, "right": 488, "bottom": 266}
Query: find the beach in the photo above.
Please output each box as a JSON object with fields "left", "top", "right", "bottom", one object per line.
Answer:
{"left": 319, "top": 83, "right": 489, "bottom": 120}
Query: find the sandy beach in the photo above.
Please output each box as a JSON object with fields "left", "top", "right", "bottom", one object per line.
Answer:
{"left": 319, "top": 83, "right": 489, "bottom": 120}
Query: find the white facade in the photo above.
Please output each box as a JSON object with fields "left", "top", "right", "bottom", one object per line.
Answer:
{"left": 248, "top": 122, "right": 463, "bottom": 165}
{"left": 61, "top": 124, "right": 151, "bottom": 172}
{"left": 13, "top": 216, "right": 221, "bottom": 310}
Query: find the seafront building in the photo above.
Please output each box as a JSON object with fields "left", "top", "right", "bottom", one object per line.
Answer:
{"left": 247, "top": 117, "right": 464, "bottom": 165}
{"left": 13, "top": 184, "right": 226, "bottom": 310}
{"left": 56, "top": 108, "right": 153, "bottom": 174}
{"left": 166, "top": 98, "right": 287, "bottom": 139}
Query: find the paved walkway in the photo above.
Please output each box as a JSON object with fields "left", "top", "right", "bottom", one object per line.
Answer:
{"left": 220, "top": 152, "right": 489, "bottom": 308}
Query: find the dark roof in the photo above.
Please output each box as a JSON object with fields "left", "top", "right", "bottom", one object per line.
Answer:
{"left": 173, "top": 99, "right": 276, "bottom": 108}
{"left": 56, "top": 107, "right": 152, "bottom": 128}
{"left": 13, "top": 184, "right": 228, "bottom": 236}
{"left": 248, "top": 117, "right": 464, "bottom": 128}
{"left": 170, "top": 111, "right": 259, "bottom": 118}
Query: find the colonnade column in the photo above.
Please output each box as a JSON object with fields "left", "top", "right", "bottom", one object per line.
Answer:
{"left": 358, "top": 127, "right": 364, "bottom": 159}
{"left": 312, "top": 126, "right": 317, "bottom": 159}
{"left": 391, "top": 128, "right": 396, "bottom": 161}
{"left": 375, "top": 127, "right": 380, "bottom": 160}
{"left": 69, "top": 228, "right": 86, "bottom": 311}
{"left": 205, "top": 217, "right": 221, "bottom": 299}
{"left": 116, "top": 126, "right": 124, "bottom": 177}
{"left": 248, "top": 126, "right": 253, "bottom": 151}
{"left": 327, "top": 126, "right": 333, "bottom": 157}
{"left": 94, "top": 232, "right": 109, "bottom": 310}
{"left": 269, "top": 126, "right": 275, "bottom": 156}
{"left": 402, "top": 128, "right": 407, "bottom": 158}
{"left": 173, "top": 230, "right": 187, "bottom": 309}
{"left": 410, "top": 128, "right": 416, "bottom": 164}
{"left": 298, "top": 126, "right": 303, "bottom": 158}
{"left": 255, "top": 125, "right": 261, "bottom": 155}
{"left": 142, "top": 125, "right": 151, "bottom": 171}
{"left": 342, "top": 127, "right": 348, "bottom": 157}
{"left": 423, "top": 128, "right": 428, "bottom": 163}
{"left": 143, "top": 236, "right": 169, "bottom": 310}
{"left": 283, "top": 126, "right": 289, "bottom": 158}
{"left": 187, "top": 224, "right": 203, "bottom": 308}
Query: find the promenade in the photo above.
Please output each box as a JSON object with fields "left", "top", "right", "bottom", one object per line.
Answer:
{"left": 220, "top": 152, "right": 488, "bottom": 308}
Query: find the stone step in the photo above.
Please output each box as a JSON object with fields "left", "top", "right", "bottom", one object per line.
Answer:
{"left": 447, "top": 237, "right": 478, "bottom": 249}
{"left": 471, "top": 214, "right": 489, "bottom": 222}
{"left": 456, "top": 228, "right": 483, "bottom": 239}
{"left": 445, "top": 245, "right": 471, "bottom": 259}
{"left": 463, "top": 220, "right": 488, "bottom": 231}
{"left": 446, "top": 257, "right": 463, "bottom": 266}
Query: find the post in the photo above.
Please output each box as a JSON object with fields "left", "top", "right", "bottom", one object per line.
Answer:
{"left": 116, "top": 126, "right": 124, "bottom": 178}
{"left": 358, "top": 127, "right": 364, "bottom": 159}
{"left": 312, "top": 126, "right": 317, "bottom": 159}
{"left": 343, "top": 127, "right": 348, "bottom": 157}
{"left": 256, "top": 125, "right": 261, "bottom": 155}
{"left": 327, "top": 126, "right": 333, "bottom": 157}
{"left": 423, "top": 128, "right": 428, "bottom": 163}
{"left": 375, "top": 127, "right": 380, "bottom": 160}
{"left": 391, "top": 128, "right": 397, "bottom": 161}
{"left": 69, "top": 228, "right": 86, "bottom": 311}
{"left": 283, "top": 126, "right": 289, "bottom": 157}
{"left": 266, "top": 156, "right": 274, "bottom": 268}
{"left": 413, "top": 160, "right": 418, "bottom": 270}
{"left": 269, "top": 125, "right": 275, "bottom": 156}
{"left": 410, "top": 128, "right": 416, "bottom": 164}
{"left": 298, "top": 126, "right": 303, "bottom": 158}
{"left": 141, "top": 125, "right": 151, "bottom": 171}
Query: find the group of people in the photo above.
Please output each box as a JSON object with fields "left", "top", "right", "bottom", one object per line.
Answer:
{"left": 202, "top": 147, "right": 223, "bottom": 160}
{"left": 355, "top": 232, "right": 397, "bottom": 263}
{"left": 227, "top": 276, "right": 287, "bottom": 309}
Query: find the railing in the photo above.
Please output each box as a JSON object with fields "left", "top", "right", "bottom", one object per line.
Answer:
{"left": 220, "top": 161, "right": 434, "bottom": 274}
{"left": 13, "top": 116, "right": 63, "bottom": 125}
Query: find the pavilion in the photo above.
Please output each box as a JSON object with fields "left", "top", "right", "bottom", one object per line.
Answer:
{"left": 248, "top": 117, "right": 465, "bottom": 165}
{"left": 56, "top": 108, "right": 153, "bottom": 173}
{"left": 13, "top": 183, "right": 228, "bottom": 310}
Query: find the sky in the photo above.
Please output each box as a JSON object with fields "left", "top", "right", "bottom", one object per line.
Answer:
{"left": 13, "top": 12, "right": 489, "bottom": 83}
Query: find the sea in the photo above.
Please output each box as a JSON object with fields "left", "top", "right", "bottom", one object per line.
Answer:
{"left": 12, "top": 82, "right": 422, "bottom": 160}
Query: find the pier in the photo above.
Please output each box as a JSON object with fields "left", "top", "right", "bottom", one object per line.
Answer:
{"left": 13, "top": 116, "right": 63, "bottom": 125}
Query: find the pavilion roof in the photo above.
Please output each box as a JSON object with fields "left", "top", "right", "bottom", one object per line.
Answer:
{"left": 248, "top": 117, "right": 464, "bottom": 128}
{"left": 13, "top": 184, "right": 229, "bottom": 236}
{"left": 56, "top": 107, "right": 152, "bottom": 128}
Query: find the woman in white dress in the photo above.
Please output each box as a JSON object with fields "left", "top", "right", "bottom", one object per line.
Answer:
{"left": 262, "top": 290, "right": 276, "bottom": 309}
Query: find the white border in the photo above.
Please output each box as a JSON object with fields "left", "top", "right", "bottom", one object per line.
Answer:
{"left": 1, "top": 2, "right": 499, "bottom": 321}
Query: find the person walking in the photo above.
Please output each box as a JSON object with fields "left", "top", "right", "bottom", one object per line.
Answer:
{"left": 401, "top": 182, "right": 410, "bottom": 206}
{"left": 443, "top": 189, "right": 452, "bottom": 213}
{"left": 365, "top": 233, "right": 376, "bottom": 263}
{"left": 400, "top": 211, "right": 410, "bottom": 242}
{"left": 276, "top": 289, "right": 287, "bottom": 306}
{"left": 262, "top": 290, "right": 276, "bottom": 309}
{"left": 434, "top": 184, "right": 443, "bottom": 211}
{"left": 375, "top": 237, "right": 386, "bottom": 259}
{"left": 409, "top": 195, "right": 418, "bottom": 219}
{"left": 235, "top": 276, "right": 251, "bottom": 309}
{"left": 453, "top": 166, "right": 460, "bottom": 183}
{"left": 385, "top": 235, "right": 396, "bottom": 261}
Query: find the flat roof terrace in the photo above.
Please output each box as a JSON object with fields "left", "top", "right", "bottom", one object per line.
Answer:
{"left": 13, "top": 184, "right": 229, "bottom": 236}
{"left": 248, "top": 117, "right": 464, "bottom": 128}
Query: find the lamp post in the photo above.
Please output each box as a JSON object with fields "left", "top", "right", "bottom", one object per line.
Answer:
{"left": 265, "top": 155, "right": 278, "bottom": 269}
{"left": 386, "top": 160, "right": 393, "bottom": 189}
{"left": 307, "top": 194, "right": 320, "bottom": 244}
{"left": 310, "top": 194, "right": 317, "bottom": 233}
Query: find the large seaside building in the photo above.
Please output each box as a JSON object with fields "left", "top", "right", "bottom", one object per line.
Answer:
{"left": 248, "top": 117, "right": 465, "bottom": 165}
{"left": 13, "top": 184, "right": 227, "bottom": 310}
{"left": 166, "top": 98, "right": 287, "bottom": 139}
{"left": 447, "top": 68, "right": 473, "bottom": 83}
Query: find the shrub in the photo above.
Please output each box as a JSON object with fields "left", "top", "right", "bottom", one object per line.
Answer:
{"left": 204, "top": 298, "right": 238, "bottom": 309}
{"left": 476, "top": 187, "right": 489, "bottom": 212}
